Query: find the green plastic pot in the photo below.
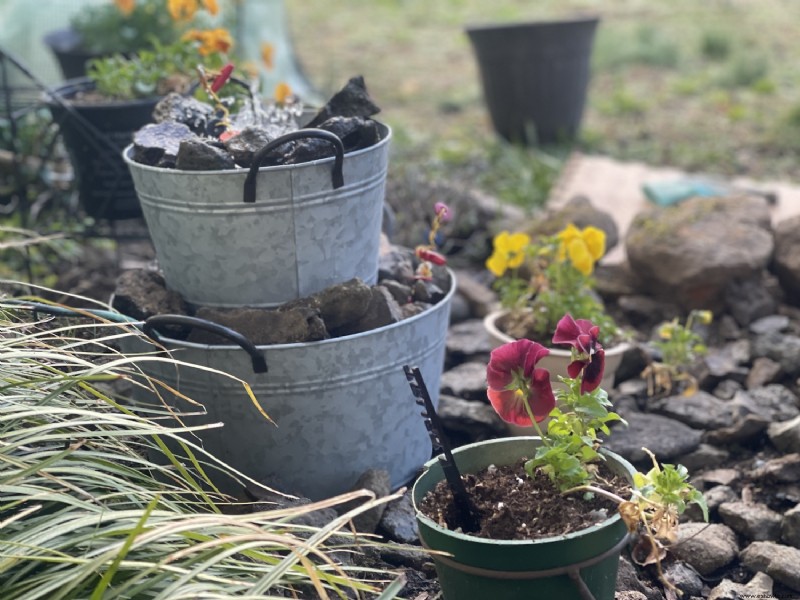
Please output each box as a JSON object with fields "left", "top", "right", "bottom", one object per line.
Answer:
{"left": 412, "top": 437, "right": 635, "bottom": 600}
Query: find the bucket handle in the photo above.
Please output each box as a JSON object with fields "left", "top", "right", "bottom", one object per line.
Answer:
{"left": 142, "top": 315, "right": 268, "bottom": 374}
{"left": 243, "top": 128, "right": 345, "bottom": 203}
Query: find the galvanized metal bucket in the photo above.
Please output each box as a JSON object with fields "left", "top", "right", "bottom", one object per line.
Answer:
{"left": 123, "top": 124, "right": 391, "bottom": 308}
{"left": 121, "top": 269, "right": 456, "bottom": 500}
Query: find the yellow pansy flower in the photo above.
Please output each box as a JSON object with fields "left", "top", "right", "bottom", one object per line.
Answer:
{"left": 183, "top": 28, "right": 233, "bottom": 56}
{"left": 168, "top": 0, "right": 199, "bottom": 22}
{"left": 274, "top": 82, "right": 292, "bottom": 104}
{"left": 114, "top": 0, "right": 135, "bottom": 16}
{"left": 485, "top": 231, "right": 531, "bottom": 277}
{"left": 557, "top": 224, "right": 606, "bottom": 276}
{"left": 261, "top": 42, "right": 275, "bottom": 70}
{"left": 202, "top": 0, "right": 219, "bottom": 15}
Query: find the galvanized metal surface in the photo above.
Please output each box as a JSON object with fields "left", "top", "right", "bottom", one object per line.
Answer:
{"left": 123, "top": 269, "right": 455, "bottom": 500}
{"left": 123, "top": 124, "right": 391, "bottom": 308}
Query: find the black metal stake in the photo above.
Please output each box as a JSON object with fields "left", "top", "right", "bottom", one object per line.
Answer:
{"left": 404, "top": 365, "right": 479, "bottom": 533}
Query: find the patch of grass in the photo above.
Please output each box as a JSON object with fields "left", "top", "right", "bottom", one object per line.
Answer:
{"left": 700, "top": 29, "right": 732, "bottom": 61}
{"left": 718, "top": 52, "right": 770, "bottom": 89}
{"left": 594, "top": 24, "right": 681, "bottom": 71}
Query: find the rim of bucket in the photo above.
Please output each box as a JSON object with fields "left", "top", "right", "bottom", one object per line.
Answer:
{"left": 45, "top": 77, "right": 162, "bottom": 109}
{"left": 121, "top": 267, "right": 455, "bottom": 351}
{"left": 465, "top": 14, "right": 600, "bottom": 35}
{"left": 122, "top": 121, "right": 392, "bottom": 176}
{"left": 413, "top": 436, "right": 633, "bottom": 547}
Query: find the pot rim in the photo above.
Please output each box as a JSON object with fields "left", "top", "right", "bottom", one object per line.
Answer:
{"left": 122, "top": 122, "right": 392, "bottom": 177}
{"left": 465, "top": 14, "right": 601, "bottom": 35}
{"left": 412, "top": 436, "right": 635, "bottom": 547}
{"left": 482, "top": 308, "right": 631, "bottom": 357}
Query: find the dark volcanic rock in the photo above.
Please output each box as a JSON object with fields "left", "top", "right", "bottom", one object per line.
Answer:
{"left": 316, "top": 116, "right": 382, "bottom": 152}
{"left": 152, "top": 92, "right": 216, "bottom": 134}
{"left": 175, "top": 139, "right": 236, "bottom": 171}
{"left": 313, "top": 278, "right": 373, "bottom": 331}
{"left": 307, "top": 75, "right": 381, "bottom": 128}
{"left": 604, "top": 412, "right": 703, "bottom": 464}
{"left": 113, "top": 269, "right": 187, "bottom": 322}
{"left": 333, "top": 286, "right": 403, "bottom": 336}
{"left": 189, "top": 306, "right": 328, "bottom": 345}
{"left": 131, "top": 121, "right": 198, "bottom": 167}
{"left": 223, "top": 126, "right": 274, "bottom": 167}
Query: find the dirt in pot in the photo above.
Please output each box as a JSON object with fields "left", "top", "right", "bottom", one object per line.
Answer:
{"left": 418, "top": 458, "right": 630, "bottom": 540}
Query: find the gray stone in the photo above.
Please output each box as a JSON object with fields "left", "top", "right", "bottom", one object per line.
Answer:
{"left": 725, "top": 275, "right": 778, "bottom": 326}
{"left": 223, "top": 126, "right": 274, "bottom": 167}
{"left": 753, "top": 454, "right": 800, "bottom": 483}
{"left": 703, "top": 485, "right": 739, "bottom": 515}
{"left": 739, "top": 541, "right": 800, "bottom": 592}
{"left": 752, "top": 333, "right": 800, "bottom": 377}
{"left": 694, "top": 468, "right": 740, "bottom": 488}
{"left": 719, "top": 501, "right": 783, "bottom": 541}
{"left": 615, "top": 592, "right": 648, "bottom": 600}
{"left": 671, "top": 522, "right": 739, "bottom": 576}
{"left": 452, "top": 269, "right": 496, "bottom": 318}
{"left": 448, "top": 292, "right": 471, "bottom": 324}
{"left": 774, "top": 214, "right": 800, "bottom": 299}
{"left": 662, "top": 562, "right": 703, "bottom": 598}
{"left": 378, "top": 246, "right": 415, "bottom": 285}
{"left": 377, "top": 544, "right": 430, "bottom": 572}
{"left": 616, "top": 295, "right": 680, "bottom": 330}
{"left": 307, "top": 75, "right": 381, "bottom": 128}
{"left": 604, "top": 413, "right": 702, "bottom": 464}
{"left": 315, "top": 116, "right": 382, "bottom": 153}
{"left": 380, "top": 279, "right": 413, "bottom": 305}
{"left": 175, "top": 138, "right": 236, "bottom": 171}
{"left": 649, "top": 391, "right": 734, "bottom": 430}
{"left": 713, "top": 379, "right": 743, "bottom": 400}
{"left": 769, "top": 415, "right": 800, "bottom": 453}
{"left": 400, "top": 301, "right": 430, "bottom": 320}
{"left": 677, "top": 443, "right": 729, "bottom": 472}
{"left": 709, "top": 572, "right": 774, "bottom": 600}
{"left": 749, "top": 314, "right": 790, "bottom": 335}
{"left": 704, "top": 340, "right": 751, "bottom": 379}
{"left": 112, "top": 269, "right": 188, "bottom": 324}
{"left": 732, "top": 386, "right": 800, "bottom": 422}
{"left": 335, "top": 469, "right": 391, "bottom": 534}
{"left": 704, "top": 413, "right": 769, "bottom": 445}
{"left": 190, "top": 306, "right": 327, "bottom": 345}
{"left": 626, "top": 196, "right": 773, "bottom": 310}
{"left": 437, "top": 394, "right": 507, "bottom": 439}
{"left": 718, "top": 314, "right": 743, "bottom": 340}
{"left": 440, "top": 362, "right": 489, "bottom": 401}
{"left": 747, "top": 357, "right": 783, "bottom": 389}
{"left": 412, "top": 279, "right": 445, "bottom": 304}
{"left": 782, "top": 504, "right": 800, "bottom": 548}
{"left": 446, "top": 319, "right": 492, "bottom": 359}
{"left": 615, "top": 556, "right": 654, "bottom": 599}
{"left": 377, "top": 491, "right": 419, "bottom": 544}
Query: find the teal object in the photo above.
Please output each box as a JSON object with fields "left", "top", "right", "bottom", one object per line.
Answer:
{"left": 642, "top": 179, "right": 725, "bottom": 206}
{"left": 413, "top": 437, "right": 635, "bottom": 600}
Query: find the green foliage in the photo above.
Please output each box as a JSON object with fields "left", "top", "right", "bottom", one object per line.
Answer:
{"left": 700, "top": 29, "right": 731, "bottom": 61}
{"left": 87, "top": 39, "right": 219, "bottom": 100}
{"left": 634, "top": 452, "right": 709, "bottom": 522}
{"left": 526, "top": 378, "right": 624, "bottom": 491}
{"left": 71, "top": 0, "right": 179, "bottom": 54}
{"left": 654, "top": 309, "right": 712, "bottom": 369}
{"left": 595, "top": 24, "right": 681, "bottom": 71}
{"left": 718, "top": 52, "right": 770, "bottom": 88}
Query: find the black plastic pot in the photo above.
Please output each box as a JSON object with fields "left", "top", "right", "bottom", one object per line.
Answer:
{"left": 46, "top": 78, "right": 158, "bottom": 220}
{"left": 43, "top": 29, "right": 107, "bottom": 80}
{"left": 466, "top": 16, "right": 600, "bottom": 145}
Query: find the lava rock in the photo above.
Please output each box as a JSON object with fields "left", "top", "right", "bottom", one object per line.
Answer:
{"left": 676, "top": 443, "right": 729, "bottom": 472}
{"left": 749, "top": 314, "right": 790, "bottom": 336}
{"left": 747, "top": 357, "right": 783, "bottom": 389}
{"left": 768, "top": 415, "right": 800, "bottom": 453}
{"left": 316, "top": 116, "right": 382, "bottom": 152}
{"left": 751, "top": 333, "right": 800, "bottom": 377}
{"left": 112, "top": 269, "right": 188, "bottom": 323}
{"left": 152, "top": 92, "right": 216, "bottom": 134}
{"left": 615, "top": 556, "right": 661, "bottom": 600}
{"left": 709, "top": 572, "right": 774, "bottom": 600}
{"left": 306, "top": 75, "right": 381, "bottom": 128}
{"left": 313, "top": 278, "right": 373, "bottom": 331}
{"left": 733, "top": 386, "right": 800, "bottom": 422}
{"left": 378, "top": 246, "right": 416, "bottom": 285}
{"left": 452, "top": 269, "right": 496, "bottom": 318}
{"left": 175, "top": 138, "right": 236, "bottom": 171}
{"left": 437, "top": 394, "right": 507, "bottom": 439}
{"left": 704, "top": 413, "right": 769, "bottom": 445}
{"left": 131, "top": 121, "right": 198, "bottom": 167}
{"left": 223, "top": 126, "right": 274, "bottom": 167}
{"left": 190, "top": 306, "right": 328, "bottom": 345}
{"left": 380, "top": 279, "right": 413, "bottom": 305}
{"left": 333, "top": 286, "right": 403, "bottom": 336}
{"left": 773, "top": 214, "right": 800, "bottom": 300}
{"left": 725, "top": 274, "right": 779, "bottom": 326}
{"left": 662, "top": 561, "right": 703, "bottom": 598}
{"left": 782, "top": 504, "right": 800, "bottom": 548}
{"left": 649, "top": 390, "right": 734, "bottom": 430}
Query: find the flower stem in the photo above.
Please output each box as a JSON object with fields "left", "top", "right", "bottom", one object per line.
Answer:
{"left": 561, "top": 484, "right": 626, "bottom": 504}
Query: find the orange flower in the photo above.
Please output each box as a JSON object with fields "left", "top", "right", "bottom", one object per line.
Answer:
{"left": 261, "top": 42, "right": 274, "bottom": 70}
{"left": 114, "top": 0, "right": 135, "bottom": 16}
{"left": 168, "top": 0, "right": 199, "bottom": 22}
{"left": 201, "top": 0, "right": 219, "bottom": 15}
{"left": 183, "top": 28, "right": 233, "bottom": 56}
{"left": 274, "top": 82, "right": 292, "bottom": 104}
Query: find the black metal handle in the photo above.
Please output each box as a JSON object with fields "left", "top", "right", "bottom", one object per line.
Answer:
{"left": 142, "top": 315, "right": 267, "bottom": 374}
{"left": 243, "top": 128, "right": 345, "bottom": 203}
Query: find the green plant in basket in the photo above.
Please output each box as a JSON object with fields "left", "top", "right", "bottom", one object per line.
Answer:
{"left": 486, "top": 223, "right": 622, "bottom": 346}
{"left": 485, "top": 313, "right": 708, "bottom": 591}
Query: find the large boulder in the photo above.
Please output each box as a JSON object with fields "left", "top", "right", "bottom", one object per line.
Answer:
{"left": 773, "top": 215, "right": 800, "bottom": 301}
{"left": 626, "top": 196, "right": 774, "bottom": 310}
